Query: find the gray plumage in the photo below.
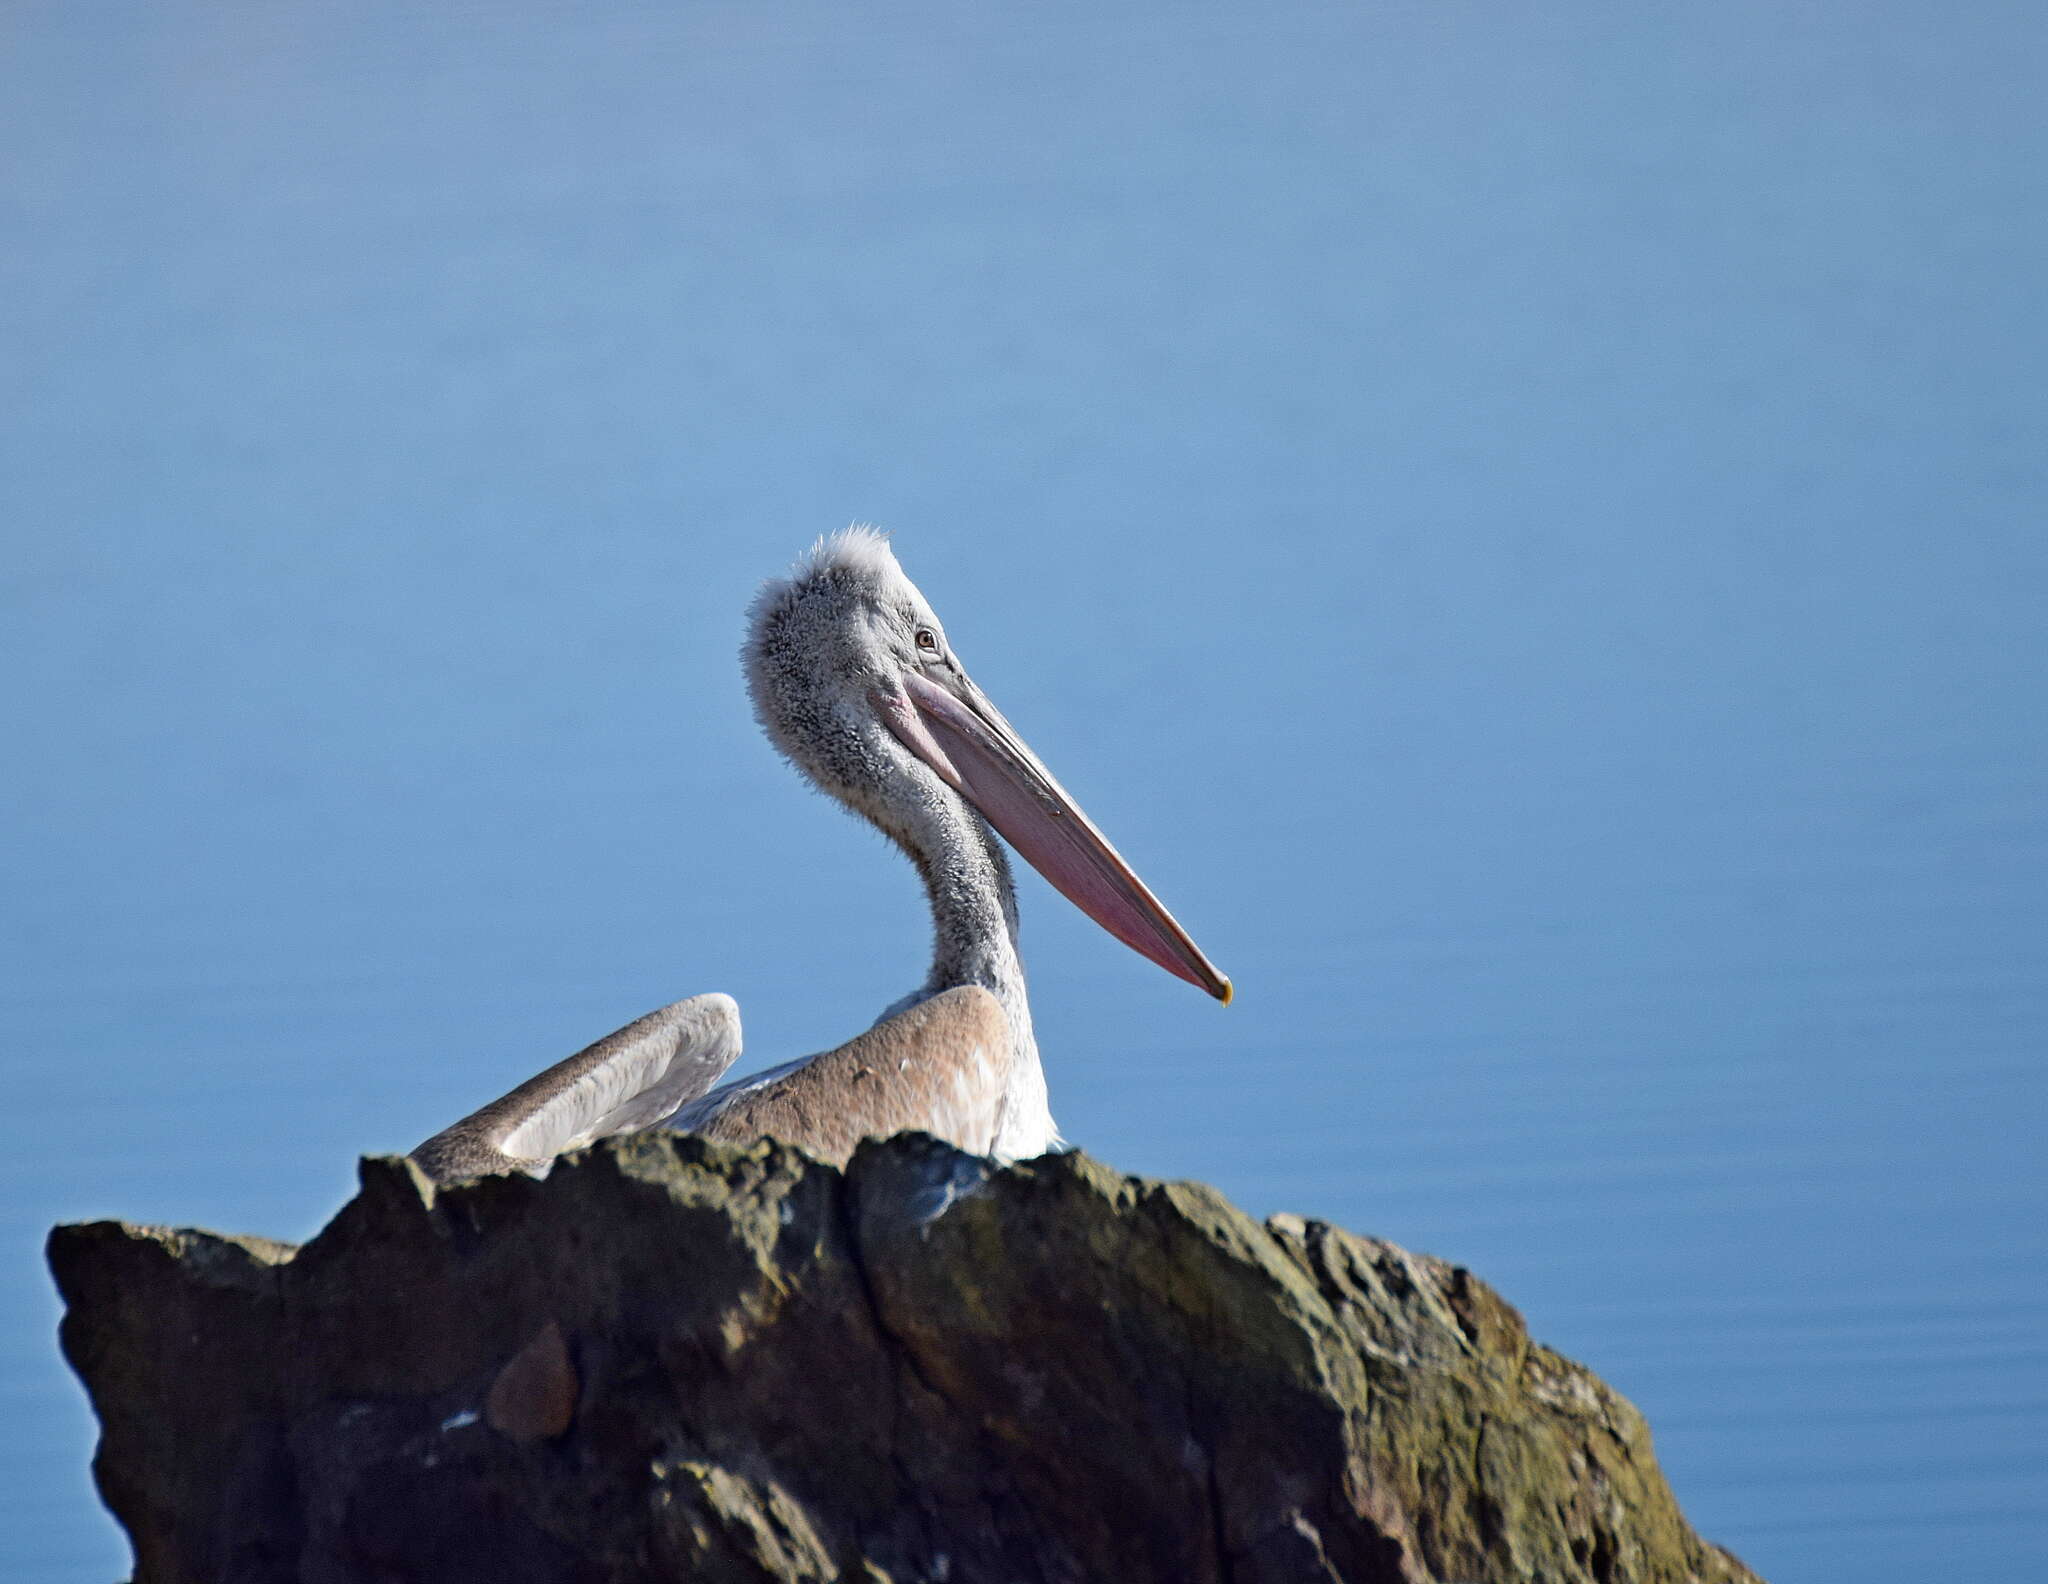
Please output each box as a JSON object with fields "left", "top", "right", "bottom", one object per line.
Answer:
{"left": 411, "top": 528, "right": 1227, "bottom": 1183}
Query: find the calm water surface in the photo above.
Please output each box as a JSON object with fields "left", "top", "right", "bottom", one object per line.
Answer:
{"left": 5, "top": 4, "right": 2044, "bottom": 1579}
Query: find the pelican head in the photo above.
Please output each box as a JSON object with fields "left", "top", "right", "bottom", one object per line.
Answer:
{"left": 745, "top": 526, "right": 1230, "bottom": 1002}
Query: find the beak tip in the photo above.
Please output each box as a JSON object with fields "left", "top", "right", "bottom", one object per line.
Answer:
{"left": 1213, "top": 974, "right": 1234, "bottom": 1007}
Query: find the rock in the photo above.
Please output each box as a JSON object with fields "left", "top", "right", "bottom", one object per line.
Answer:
{"left": 48, "top": 1133, "right": 1762, "bottom": 1584}
{"left": 485, "top": 1320, "right": 579, "bottom": 1443}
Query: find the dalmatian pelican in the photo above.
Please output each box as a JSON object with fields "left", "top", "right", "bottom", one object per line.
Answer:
{"left": 411, "top": 528, "right": 1228, "bottom": 1181}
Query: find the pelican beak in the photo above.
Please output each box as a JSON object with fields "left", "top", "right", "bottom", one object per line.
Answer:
{"left": 877, "top": 669, "right": 1233, "bottom": 1003}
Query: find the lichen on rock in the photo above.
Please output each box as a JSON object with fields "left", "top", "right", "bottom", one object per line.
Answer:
{"left": 49, "top": 1133, "right": 1762, "bottom": 1584}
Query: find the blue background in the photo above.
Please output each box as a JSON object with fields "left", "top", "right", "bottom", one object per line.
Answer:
{"left": 5, "top": 4, "right": 2044, "bottom": 1578}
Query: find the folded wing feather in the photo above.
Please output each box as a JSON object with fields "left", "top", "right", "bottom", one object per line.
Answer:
{"left": 410, "top": 985, "right": 1014, "bottom": 1182}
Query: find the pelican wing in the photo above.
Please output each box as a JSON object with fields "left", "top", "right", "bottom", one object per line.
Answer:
{"left": 411, "top": 992, "right": 742, "bottom": 1182}
{"left": 681, "top": 986, "right": 1015, "bottom": 1164}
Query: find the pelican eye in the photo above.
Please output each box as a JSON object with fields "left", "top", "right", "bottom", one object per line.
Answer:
{"left": 914, "top": 627, "right": 940, "bottom": 653}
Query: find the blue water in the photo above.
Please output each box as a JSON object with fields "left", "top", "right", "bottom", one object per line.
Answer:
{"left": 5, "top": 4, "right": 2044, "bottom": 1579}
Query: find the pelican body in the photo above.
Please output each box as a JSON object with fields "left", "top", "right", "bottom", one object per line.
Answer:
{"left": 412, "top": 530, "right": 1227, "bottom": 1182}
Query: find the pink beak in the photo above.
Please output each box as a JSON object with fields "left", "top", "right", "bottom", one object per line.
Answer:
{"left": 877, "top": 670, "right": 1232, "bottom": 1003}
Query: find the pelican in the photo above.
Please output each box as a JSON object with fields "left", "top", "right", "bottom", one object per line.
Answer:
{"left": 411, "top": 529, "right": 1229, "bottom": 1182}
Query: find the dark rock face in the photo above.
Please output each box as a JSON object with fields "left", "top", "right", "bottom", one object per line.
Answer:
{"left": 49, "top": 1134, "right": 1761, "bottom": 1584}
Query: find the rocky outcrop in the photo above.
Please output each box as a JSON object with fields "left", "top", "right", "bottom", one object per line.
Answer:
{"left": 49, "top": 1133, "right": 1761, "bottom": 1584}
